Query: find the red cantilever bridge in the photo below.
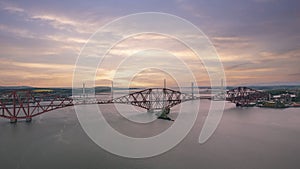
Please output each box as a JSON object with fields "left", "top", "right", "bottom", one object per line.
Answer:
{"left": 0, "top": 87, "right": 268, "bottom": 122}
{"left": 0, "top": 88, "right": 198, "bottom": 123}
{"left": 226, "top": 87, "right": 269, "bottom": 106}
{"left": 98, "top": 88, "right": 197, "bottom": 110}
{"left": 0, "top": 91, "right": 74, "bottom": 123}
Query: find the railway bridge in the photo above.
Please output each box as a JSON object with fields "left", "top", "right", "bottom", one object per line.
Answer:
{"left": 226, "top": 87, "right": 269, "bottom": 106}
{"left": 0, "top": 88, "right": 197, "bottom": 122}
{"left": 0, "top": 87, "right": 269, "bottom": 122}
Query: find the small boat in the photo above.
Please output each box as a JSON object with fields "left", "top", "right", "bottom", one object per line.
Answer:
{"left": 236, "top": 102, "right": 256, "bottom": 107}
{"left": 292, "top": 103, "right": 300, "bottom": 107}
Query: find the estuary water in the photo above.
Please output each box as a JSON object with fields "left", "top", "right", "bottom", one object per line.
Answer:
{"left": 0, "top": 99, "right": 300, "bottom": 169}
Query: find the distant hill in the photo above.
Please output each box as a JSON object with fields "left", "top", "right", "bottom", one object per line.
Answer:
{"left": 226, "top": 85, "right": 300, "bottom": 90}
{"left": 0, "top": 86, "right": 33, "bottom": 90}
{"left": 0, "top": 86, "right": 112, "bottom": 95}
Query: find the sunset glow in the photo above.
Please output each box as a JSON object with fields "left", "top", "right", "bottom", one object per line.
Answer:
{"left": 0, "top": 0, "right": 299, "bottom": 87}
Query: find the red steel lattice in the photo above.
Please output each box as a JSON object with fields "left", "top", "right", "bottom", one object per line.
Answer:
{"left": 0, "top": 91, "right": 73, "bottom": 122}
{"left": 98, "top": 88, "right": 195, "bottom": 110}
{"left": 0, "top": 88, "right": 196, "bottom": 122}
{"left": 226, "top": 87, "right": 269, "bottom": 105}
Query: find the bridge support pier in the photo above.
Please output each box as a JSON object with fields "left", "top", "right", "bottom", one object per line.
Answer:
{"left": 157, "top": 108, "right": 173, "bottom": 121}
{"left": 26, "top": 117, "right": 32, "bottom": 122}
{"left": 147, "top": 108, "right": 173, "bottom": 121}
{"left": 10, "top": 118, "right": 17, "bottom": 123}
{"left": 147, "top": 109, "right": 154, "bottom": 113}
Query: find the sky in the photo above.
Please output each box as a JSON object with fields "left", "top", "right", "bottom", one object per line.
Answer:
{"left": 0, "top": 0, "right": 299, "bottom": 87}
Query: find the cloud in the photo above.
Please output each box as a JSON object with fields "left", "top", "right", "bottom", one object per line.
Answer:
{"left": 29, "top": 12, "right": 114, "bottom": 35}
{"left": 212, "top": 36, "right": 248, "bottom": 42}
{"left": 0, "top": 1, "right": 25, "bottom": 14}
{"left": 31, "top": 14, "right": 79, "bottom": 32}
{"left": 46, "top": 35, "right": 87, "bottom": 44}
{"left": 175, "top": 0, "right": 210, "bottom": 19}
{"left": 1, "top": 1, "right": 105, "bottom": 35}
{"left": 225, "top": 63, "right": 251, "bottom": 70}
{"left": 257, "top": 49, "right": 300, "bottom": 62}
{"left": 9, "top": 61, "right": 74, "bottom": 70}
{"left": 0, "top": 24, "right": 37, "bottom": 39}
{"left": 3, "top": 6, "right": 24, "bottom": 13}
{"left": 0, "top": 60, "right": 75, "bottom": 87}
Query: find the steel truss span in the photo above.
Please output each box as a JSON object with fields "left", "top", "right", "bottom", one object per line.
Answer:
{"left": 0, "top": 88, "right": 196, "bottom": 122}
{"left": 0, "top": 87, "right": 270, "bottom": 122}
{"left": 226, "top": 87, "right": 269, "bottom": 105}
{"left": 0, "top": 91, "right": 73, "bottom": 122}
{"left": 98, "top": 88, "right": 195, "bottom": 110}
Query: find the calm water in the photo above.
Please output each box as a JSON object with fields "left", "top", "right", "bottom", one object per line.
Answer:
{"left": 1, "top": 100, "right": 300, "bottom": 169}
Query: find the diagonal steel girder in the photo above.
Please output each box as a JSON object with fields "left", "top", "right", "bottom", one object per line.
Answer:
{"left": 0, "top": 91, "right": 73, "bottom": 120}
{"left": 226, "top": 86, "right": 269, "bottom": 103}
{"left": 106, "top": 88, "right": 194, "bottom": 110}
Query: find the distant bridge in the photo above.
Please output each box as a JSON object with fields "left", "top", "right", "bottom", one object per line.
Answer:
{"left": 0, "top": 86, "right": 269, "bottom": 123}
{"left": 226, "top": 87, "right": 269, "bottom": 106}
{"left": 0, "top": 91, "right": 73, "bottom": 123}
{"left": 0, "top": 88, "right": 200, "bottom": 123}
{"left": 98, "top": 88, "right": 199, "bottom": 110}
